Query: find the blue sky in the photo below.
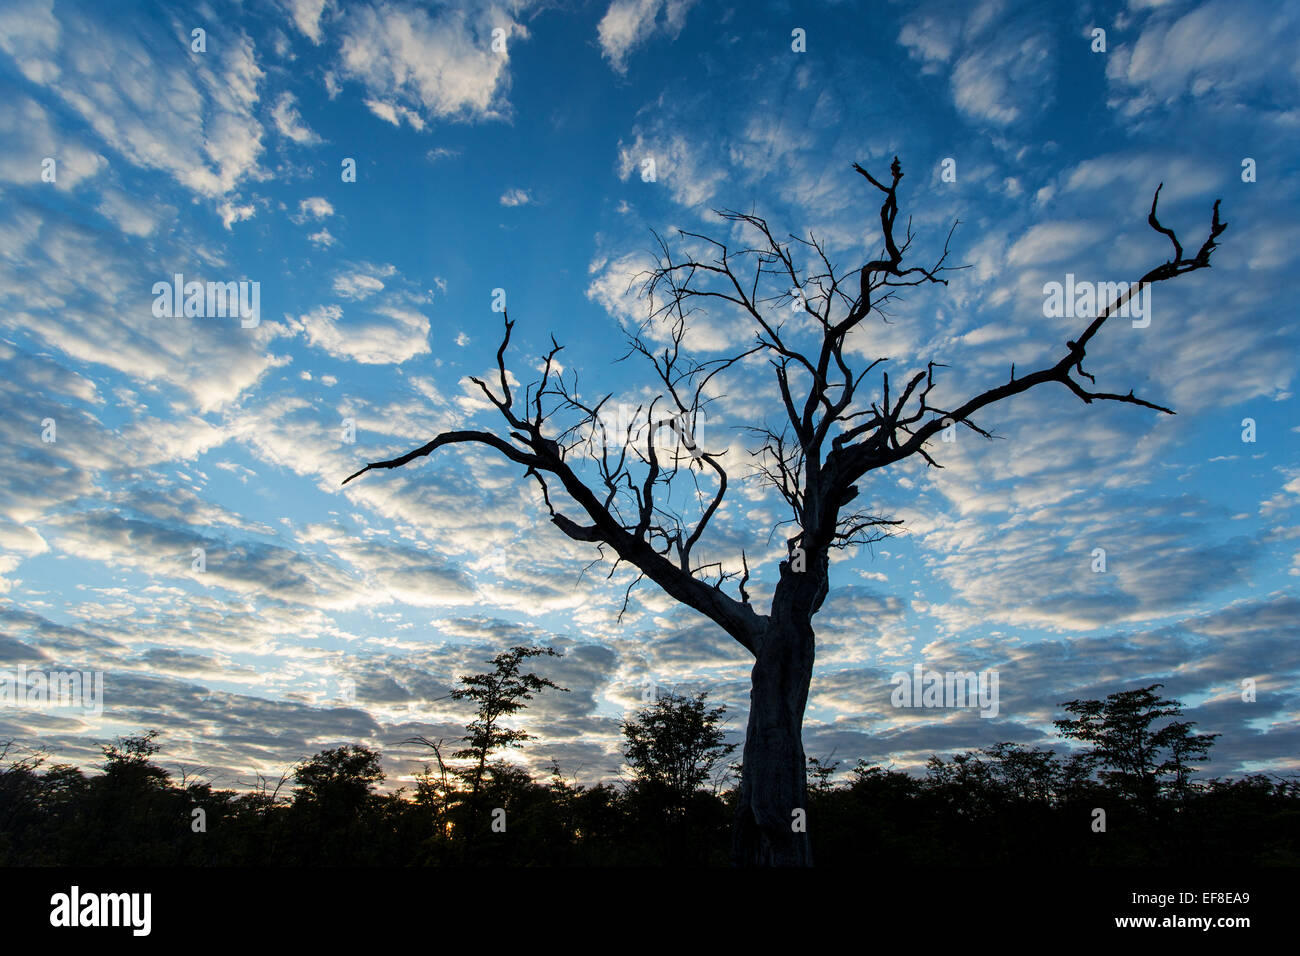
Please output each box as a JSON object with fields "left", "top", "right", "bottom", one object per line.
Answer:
{"left": 0, "top": 0, "right": 1297, "bottom": 790}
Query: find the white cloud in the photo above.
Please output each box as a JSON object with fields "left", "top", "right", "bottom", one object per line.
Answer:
{"left": 338, "top": 1, "right": 527, "bottom": 127}
{"left": 333, "top": 264, "right": 393, "bottom": 299}
{"left": 897, "top": 15, "right": 959, "bottom": 70}
{"left": 218, "top": 200, "right": 257, "bottom": 230}
{"left": 0, "top": 0, "right": 60, "bottom": 86}
{"left": 95, "top": 188, "right": 169, "bottom": 238}
{"left": 597, "top": 0, "right": 697, "bottom": 74}
{"left": 0, "top": 205, "right": 292, "bottom": 413}
{"left": 1106, "top": 0, "right": 1300, "bottom": 118}
{"left": 585, "top": 251, "right": 653, "bottom": 326}
{"left": 271, "top": 91, "right": 322, "bottom": 145}
{"left": 585, "top": 250, "right": 752, "bottom": 354}
{"left": 499, "top": 188, "right": 532, "bottom": 207}
{"left": 951, "top": 37, "right": 1050, "bottom": 126}
{"left": 0, "top": 94, "right": 105, "bottom": 191}
{"left": 296, "top": 196, "right": 335, "bottom": 221}
{"left": 362, "top": 97, "right": 425, "bottom": 129}
{"left": 285, "top": 0, "right": 330, "bottom": 44}
{"left": 1060, "top": 154, "right": 1220, "bottom": 198}
{"left": 0, "top": 6, "right": 269, "bottom": 206}
{"left": 334, "top": 272, "right": 382, "bottom": 297}
{"left": 293, "top": 302, "right": 431, "bottom": 364}
{"left": 0, "top": 520, "right": 49, "bottom": 591}
{"left": 1006, "top": 221, "right": 1105, "bottom": 267}
{"left": 896, "top": 1, "right": 1056, "bottom": 128}
{"left": 616, "top": 129, "right": 725, "bottom": 208}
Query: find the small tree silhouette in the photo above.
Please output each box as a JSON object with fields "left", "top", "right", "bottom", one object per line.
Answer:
{"left": 292, "top": 744, "right": 385, "bottom": 810}
{"left": 622, "top": 691, "right": 737, "bottom": 812}
{"left": 450, "top": 645, "right": 568, "bottom": 801}
{"left": 101, "top": 730, "right": 170, "bottom": 790}
{"left": 1054, "top": 683, "right": 1219, "bottom": 808}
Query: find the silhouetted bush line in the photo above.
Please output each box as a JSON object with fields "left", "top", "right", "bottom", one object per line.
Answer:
{"left": 2, "top": 683, "right": 1296, "bottom": 866}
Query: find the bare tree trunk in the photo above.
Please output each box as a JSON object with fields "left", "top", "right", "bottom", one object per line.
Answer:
{"left": 732, "top": 570, "right": 818, "bottom": 866}
{"left": 343, "top": 160, "right": 1228, "bottom": 869}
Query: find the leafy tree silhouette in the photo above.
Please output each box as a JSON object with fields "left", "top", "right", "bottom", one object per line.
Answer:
{"left": 75, "top": 730, "right": 185, "bottom": 864}
{"left": 622, "top": 691, "right": 736, "bottom": 809}
{"left": 621, "top": 691, "right": 737, "bottom": 864}
{"left": 292, "top": 744, "right": 385, "bottom": 808}
{"left": 1055, "top": 683, "right": 1219, "bottom": 809}
{"left": 2, "top": 685, "right": 1296, "bottom": 867}
{"left": 410, "top": 645, "right": 567, "bottom": 858}
{"left": 101, "top": 729, "right": 169, "bottom": 791}
{"left": 290, "top": 744, "right": 385, "bottom": 864}
{"left": 450, "top": 646, "right": 567, "bottom": 799}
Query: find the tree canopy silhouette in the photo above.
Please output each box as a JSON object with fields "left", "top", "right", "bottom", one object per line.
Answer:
{"left": 1055, "top": 683, "right": 1220, "bottom": 807}
{"left": 5, "top": 687, "right": 1299, "bottom": 867}
{"left": 622, "top": 691, "right": 737, "bottom": 810}
{"left": 447, "top": 645, "right": 567, "bottom": 800}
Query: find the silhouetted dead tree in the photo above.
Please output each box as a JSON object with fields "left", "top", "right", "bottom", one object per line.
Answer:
{"left": 344, "top": 158, "right": 1226, "bottom": 866}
